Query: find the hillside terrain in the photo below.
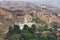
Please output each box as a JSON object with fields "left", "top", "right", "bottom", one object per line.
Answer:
{"left": 0, "top": 1, "right": 60, "bottom": 40}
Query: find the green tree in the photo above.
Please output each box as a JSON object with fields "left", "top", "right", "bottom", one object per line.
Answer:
{"left": 23, "top": 25, "right": 30, "bottom": 31}
{"left": 51, "top": 22, "right": 58, "bottom": 31}
{"left": 14, "top": 25, "right": 21, "bottom": 34}
{"left": 29, "top": 24, "right": 36, "bottom": 33}
{"left": 22, "top": 24, "right": 36, "bottom": 40}
{"left": 47, "top": 34, "right": 57, "bottom": 40}
{"left": 32, "top": 17, "right": 46, "bottom": 24}
{"left": 38, "top": 25, "right": 48, "bottom": 32}
{"left": 48, "top": 28, "right": 53, "bottom": 32}
{"left": 8, "top": 34, "right": 23, "bottom": 40}
{"left": 8, "top": 26, "right": 13, "bottom": 34}
{"left": 43, "top": 25, "right": 48, "bottom": 31}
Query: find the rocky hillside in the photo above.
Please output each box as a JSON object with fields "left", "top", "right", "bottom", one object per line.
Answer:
{"left": 0, "top": 1, "right": 60, "bottom": 35}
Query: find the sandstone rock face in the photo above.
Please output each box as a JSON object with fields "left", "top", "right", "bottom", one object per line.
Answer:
{"left": 0, "top": 7, "right": 13, "bottom": 19}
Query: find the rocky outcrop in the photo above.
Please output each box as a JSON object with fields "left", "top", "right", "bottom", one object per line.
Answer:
{"left": 0, "top": 7, "right": 13, "bottom": 19}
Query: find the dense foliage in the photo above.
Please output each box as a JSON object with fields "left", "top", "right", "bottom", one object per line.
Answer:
{"left": 5, "top": 24, "right": 58, "bottom": 40}
{"left": 32, "top": 17, "right": 46, "bottom": 24}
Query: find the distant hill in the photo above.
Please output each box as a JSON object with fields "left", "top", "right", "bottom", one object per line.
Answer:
{"left": 0, "top": 1, "right": 60, "bottom": 14}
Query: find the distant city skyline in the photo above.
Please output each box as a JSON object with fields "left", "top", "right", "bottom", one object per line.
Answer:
{"left": 0, "top": 0, "right": 60, "bottom": 7}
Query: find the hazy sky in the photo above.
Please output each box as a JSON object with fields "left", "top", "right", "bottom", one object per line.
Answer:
{"left": 0, "top": 0, "right": 60, "bottom": 7}
{"left": 0, "top": 0, "right": 49, "bottom": 1}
